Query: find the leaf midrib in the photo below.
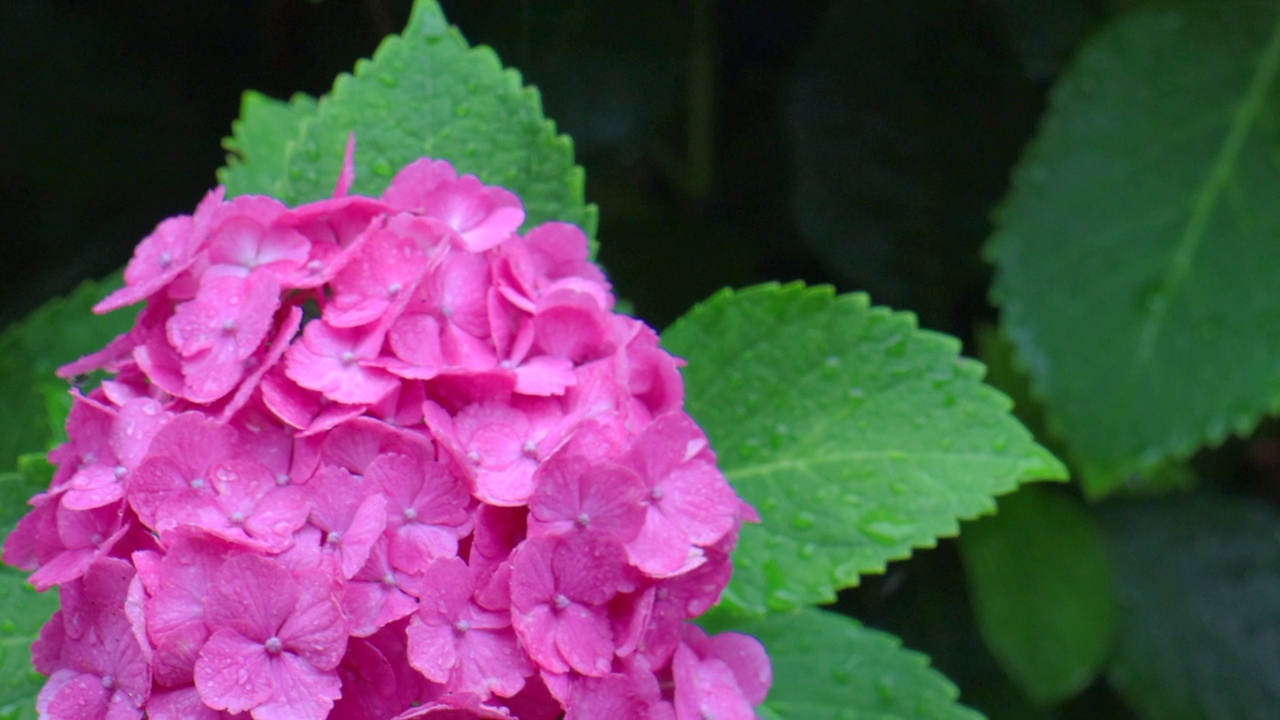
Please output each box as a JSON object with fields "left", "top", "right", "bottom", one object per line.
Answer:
{"left": 1133, "top": 6, "right": 1280, "bottom": 365}
{"left": 726, "top": 450, "right": 1039, "bottom": 483}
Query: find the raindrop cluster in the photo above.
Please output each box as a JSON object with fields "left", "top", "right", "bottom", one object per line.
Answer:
{"left": 3, "top": 144, "right": 770, "bottom": 719}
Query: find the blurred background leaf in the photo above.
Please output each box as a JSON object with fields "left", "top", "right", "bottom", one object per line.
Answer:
{"left": 1101, "top": 493, "right": 1280, "bottom": 719}
{"left": 960, "top": 485, "right": 1116, "bottom": 704}
{"left": 987, "top": 0, "right": 1280, "bottom": 495}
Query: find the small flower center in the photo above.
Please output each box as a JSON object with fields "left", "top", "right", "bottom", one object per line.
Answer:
{"left": 264, "top": 636, "right": 283, "bottom": 655}
{"left": 157, "top": 253, "right": 172, "bottom": 269}
{"left": 326, "top": 531, "right": 342, "bottom": 545}
{"left": 276, "top": 474, "right": 290, "bottom": 486}
{"left": 467, "top": 450, "right": 482, "bottom": 466}
{"left": 90, "top": 533, "right": 104, "bottom": 546}
{"left": 222, "top": 319, "right": 238, "bottom": 334}
{"left": 340, "top": 351, "right": 357, "bottom": 367}
{"left": 306, "top": 259, "right": 324, "bottom": 274}
{"left": 190, "top": 477, "right": 206, "bottom": 489}
{"left": 114, "top": 465, "right": 127, "bottom": 479}
{"left": 387, "top": 282, "right": 402, "bottom": 297}
{"left": 453, "top": 620, "right": 471, "bottom": 634}
{"left": 403, "top": 507, "right": 418, "bottom": 522}
{"left": 553, "top": 593, "right": 571, "bottom": 611}
{"left": 101, "top": 675, "right": 115, "bottom": 689}
{"left": 521, "top": 441, "right": 538, "bottom": 459}
{"left": 229, "top": 511, "right": 246, "bottom": 525}
{"left": 649, "top": 488, "right": 665, "bottom": 502}
{"left": 382, "top": 574, "right": 398, "bottom": 587}
{"left": 575, "top": 512, "right": 591, "bottom": 528}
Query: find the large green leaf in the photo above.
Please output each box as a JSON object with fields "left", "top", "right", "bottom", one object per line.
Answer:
{"left": 218, "top": 91, "right": 318, "bottom": 198}
{"left": 707, "top": 608, "right": 983, "bottom": 720}
{"left": 959, "top": 485, "right": 1115, "bottom": 704}
{"left": 268, "top": 0, "right": 595, "bottom": 235}
{"left": 0, "top": 568, "right": 55, "bottom": 720}
{"left": 0, "top": 276, "right": 131, "bottom": 474}
{"left": 987, "top": 0, "right": 1280, "bottom": 495}
{"left": 1101, "top": 494, "right": 1280, "bottom": 720}
{"left": 662, "top": 283, "right": 1065, "bottom": 614}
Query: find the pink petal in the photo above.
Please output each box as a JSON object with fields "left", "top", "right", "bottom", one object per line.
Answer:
{"left": 205, "top": 555, "right": 298, "bottom": 641}
{"left": 253, "top": 652, "right": 343, "bottom": 720}
{"left": 555, "top": 604, "right": 614, "bottom": 677}
{"left": 194, "top": 628, "right": 273, "bottom": 713}
{"left": 455, "top": 627, "right": 531, "bottom": 698}
{"left": 513, "top": 605, "right": 566, "bottom": 675}
{"left": 406, "top": 617, "right": 458, "bottom": 683}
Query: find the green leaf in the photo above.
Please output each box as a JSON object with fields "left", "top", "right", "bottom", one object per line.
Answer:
{"left": 1101, "top": 494, "right": 1280, "bottom": 720}
{"left": 218, "top": 91, "right": 318, "bottom": 198}
{"left": 0, "top": 567, "right": 55, "bottom": 720}
{"left": 707, "top": 608, "right": 983, "bottom": 720}
{"left": 0, "top": 276, "right": 132, "bottom": 474}
{"left": 986, "top": 0, "right": 1280, "bottom": 495}
{"left": 662, "top": 283, "right": 1066, "bottom": 614}
{"left": 959, "top": 485, "right": 1115, "bottom": 704}
{"left": 275, "top": 0, "right": 596, "bottom": 235}
{"left": 0, "top": 468, "right": 46, "bottom": 544}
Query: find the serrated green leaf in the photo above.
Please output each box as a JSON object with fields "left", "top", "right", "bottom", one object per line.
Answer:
{"left": 1101, "top": 494, "right": 1280, "bottom": 720}
{"left": 277, "top": 0, "right": 595, "bottom": 236}
{"left": 0, "top": 567, "right": 55, "bottom": 720}
{"left": 218, "top": 91, "right": 318, "bottom": 198}
{"left": 662, "top": 283, "right": 1066, "bottom": 614}
{"left": 706, "top": 608, "right": 983, "bottom": 720}
{"left": 0, "top": 276, "right": 131, "bottom": 474}
{"left": 959, "top": 485, "right": 1115, "bottom": 704}
{"left": 987, "top": 0, "right": 1280, "bottom": 495}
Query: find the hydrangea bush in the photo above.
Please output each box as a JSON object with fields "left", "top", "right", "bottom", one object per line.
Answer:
{"left": 1, "top": 142, "right": 774, "bottom": 719}
{"left": 0, "top": 2, "right": 1072, "bottom": 719}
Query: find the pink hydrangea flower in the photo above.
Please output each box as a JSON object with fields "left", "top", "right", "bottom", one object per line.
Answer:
{"left": 5, "top": 149, "right": 769, "bottom": 719}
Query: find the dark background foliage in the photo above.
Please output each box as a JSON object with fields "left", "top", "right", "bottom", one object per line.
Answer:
{"left": 10, "top": 2, "right": 1267, "bottom": 718}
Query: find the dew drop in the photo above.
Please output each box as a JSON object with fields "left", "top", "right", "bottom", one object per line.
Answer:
{"left": 378, "top": 75, "right": 398, "bottom": 88}
{"left": 858, "top": 511, "right": 913, "bottom": 546}
{"left": 822, "top": 355, "right": 841, "bottom": 379}
{"left": 992, "top": 436, "right": 1009, "bottom": 451}
{"left": 0, "top": 620, "right": 14, "bottom": 633}
{"left": 769, "top": 424, "right": 788, "bottom": 449}
{"left": 454, "top": 104, "right": 471, "bottom": 117}
{"left": 372, "top": 161, "right": 394, "bottom": 177}
{"left": 832, "top": 668, "right": 852, "bottom": 685}
{"left": 792, "top": 511, "right": 816, "bottom": 530}
{"left": 798, "top": 543, "right": 817, "bottom": 559}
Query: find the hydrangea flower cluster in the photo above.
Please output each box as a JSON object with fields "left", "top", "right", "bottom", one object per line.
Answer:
{"left": 3, "top": 144, "right": 771, "bottom": 720}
